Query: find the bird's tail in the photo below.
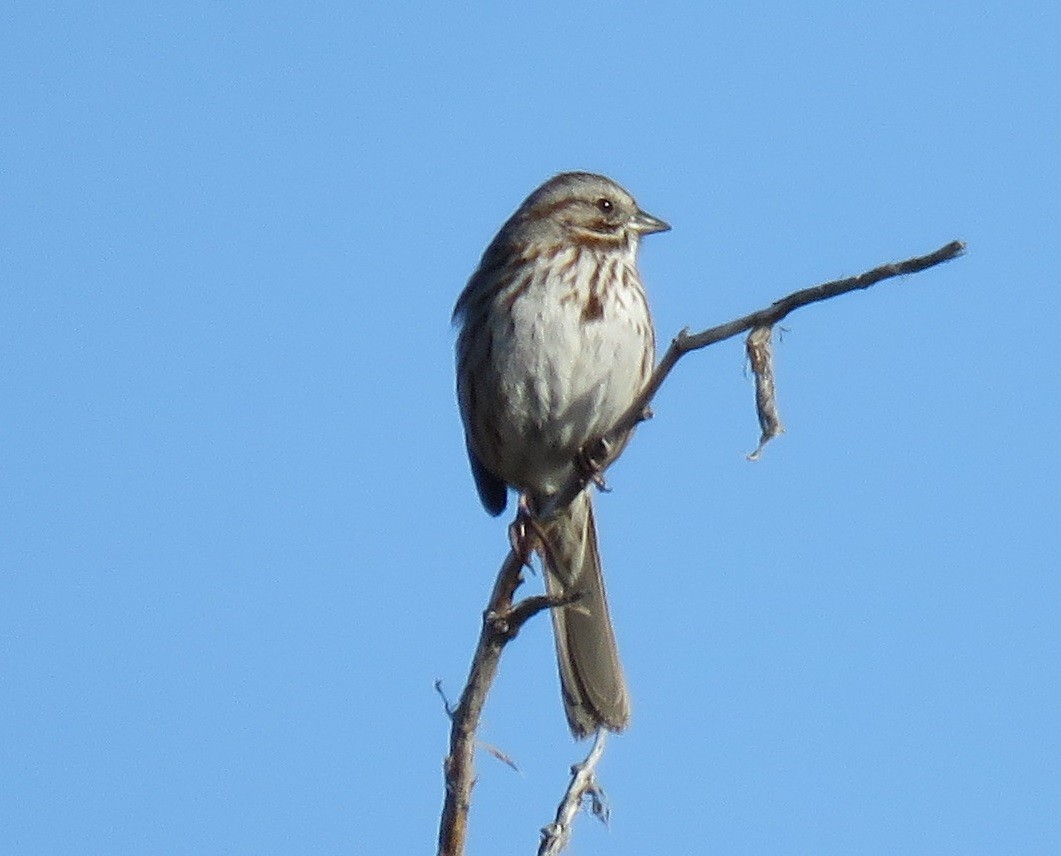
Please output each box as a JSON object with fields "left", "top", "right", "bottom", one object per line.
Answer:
{"left": 538, "top": 490, "right": 630, "bottom": 738}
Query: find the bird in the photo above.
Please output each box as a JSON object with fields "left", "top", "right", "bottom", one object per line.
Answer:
{"left": 454, "top": 171, "right": 669, "bottom": 737}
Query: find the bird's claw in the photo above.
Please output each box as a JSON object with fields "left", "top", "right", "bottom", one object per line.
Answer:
{"left": 508, "top": 495, "right": 547, "bottom": 567}
{"left": 577, "top": 438, "right": 611, "bottom": 492}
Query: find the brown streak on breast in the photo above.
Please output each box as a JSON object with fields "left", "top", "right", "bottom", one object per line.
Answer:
{"left": 500, "top": 272, "right": 532, "bottom": 311}
{"left": 557, "top": 247, "right": 580, "bottom": 279}
{"left": 581, "top": 290, "right": 604, "bottom": 322}
{"left": 581, "top": 257, "right": 606, "bottom": 323}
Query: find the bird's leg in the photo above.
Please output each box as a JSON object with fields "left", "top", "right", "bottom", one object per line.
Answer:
{"left": 508, "top": 494, "right": 548, "bottom": 568}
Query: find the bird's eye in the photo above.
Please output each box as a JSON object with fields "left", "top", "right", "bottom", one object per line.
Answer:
{"left": 596, "top": 198, "right": 613, "bottom": 213}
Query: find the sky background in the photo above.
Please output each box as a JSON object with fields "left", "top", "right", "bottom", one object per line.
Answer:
{"left": 2, "top": 2, "right": 1059, "bottom": 854}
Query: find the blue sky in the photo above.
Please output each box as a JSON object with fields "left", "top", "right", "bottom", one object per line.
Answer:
{"left": 2, "top": 2, "right": 1059, "bottom": 854}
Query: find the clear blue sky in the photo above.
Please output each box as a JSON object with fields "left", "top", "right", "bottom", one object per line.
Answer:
{"left": 3, "top": 2, "right": 1059, "bottom": 854}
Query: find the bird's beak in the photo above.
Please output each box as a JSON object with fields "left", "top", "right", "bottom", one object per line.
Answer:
{"left": 632, "top": 208, "right": 671, "bottom": 235}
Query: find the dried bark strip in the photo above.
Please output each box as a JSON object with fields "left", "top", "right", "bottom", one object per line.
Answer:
{"left": 746, "top": 325, "right": 783, "bottom": 460}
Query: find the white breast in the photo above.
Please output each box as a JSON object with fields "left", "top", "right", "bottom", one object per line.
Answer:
{"left": 488, "top": 243, "right": 652, "bottom": 496}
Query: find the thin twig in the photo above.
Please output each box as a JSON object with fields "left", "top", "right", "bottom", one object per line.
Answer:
{"left": 538, "top": 729, "right": 610, "bottom": 856}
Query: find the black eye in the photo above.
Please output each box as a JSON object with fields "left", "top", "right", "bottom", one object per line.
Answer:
{"left": 596, "top": 197, "right": 613, "bottom": 213}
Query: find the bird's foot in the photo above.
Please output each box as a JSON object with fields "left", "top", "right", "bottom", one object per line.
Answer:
{"left": 508, "top": 495, "right": 547, "bottom": 568}
{"left": 577, "top": 438, "right": 611, "bottom": 492}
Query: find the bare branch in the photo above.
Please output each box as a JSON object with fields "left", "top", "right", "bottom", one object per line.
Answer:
{"left": 438, "top": 551, "right": 576, "bottom": 856}
{"left": 438, "top": 550, "right": 522, "bottom": 856}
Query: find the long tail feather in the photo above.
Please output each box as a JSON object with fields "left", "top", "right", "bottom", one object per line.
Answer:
{"left": 538, "top": 491, "right": 630, "bottom": 738}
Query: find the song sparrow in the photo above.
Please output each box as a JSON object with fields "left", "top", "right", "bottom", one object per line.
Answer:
{"left": 453, "top": 172, "right": 669, "bottom": 738}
